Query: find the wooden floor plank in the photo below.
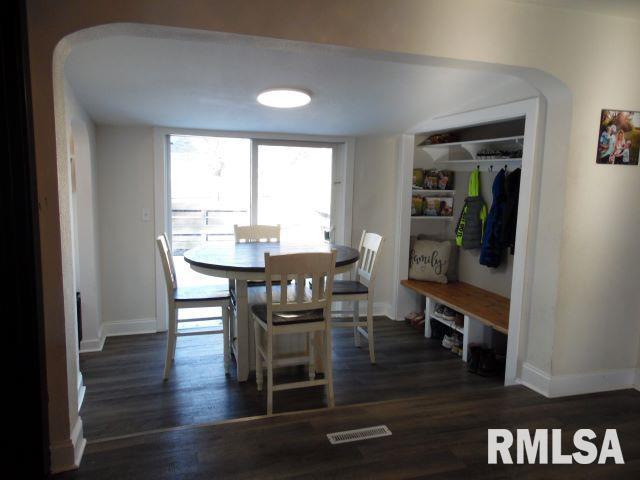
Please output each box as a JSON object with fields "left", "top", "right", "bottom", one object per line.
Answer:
{"left": 79, "top": 318, "right": 503, "bottom": 440}
{"left": 57, "top": 388, "right": 640, "bottom": 479}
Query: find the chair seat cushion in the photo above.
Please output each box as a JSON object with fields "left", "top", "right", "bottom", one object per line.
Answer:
{"left": 331, "top": 280, "right": 368, "bottom": 295}
{"left": 174, "top": 285, "right": 230, "bottom": 302}
{"left": 251, "top": 304, "right": 325, "bottom": 325}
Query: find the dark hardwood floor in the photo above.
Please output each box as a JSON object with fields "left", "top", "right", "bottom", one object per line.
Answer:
{"left": 60, "top": 387, "right": 640, "bottom": 479}
{"left": 80, "top": 318, "right": 503, "bottom": 440}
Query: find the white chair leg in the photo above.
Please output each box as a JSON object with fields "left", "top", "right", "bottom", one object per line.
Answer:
{"left": 353, "top": 300, "right": 361, "bottom": 347}
{"left": 308, "top": 332, "right": 315, "bottom": 380}
{"left": 325, "top": 326, "right": 335, "bottom": 408}
{"left": 254, "top": 320, "right": 263, "bottom": 391}
{"left": 222, "top": 304, "right": 230, "bottom": 375}
{"left": 163, "top": 306, "right": 177, "bottom": 380}
{"left": 367, "top": 297, "right": 376, "bottom": 364}
{"left": 171, "top": 307, "right": 178, "bottom": 361}
{"left": 266, "top": 331, "right": 274, "bottom": 415}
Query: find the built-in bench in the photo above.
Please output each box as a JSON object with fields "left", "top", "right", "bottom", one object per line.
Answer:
{"left": 401, "top": 279, "right": 509, "bottom": 361}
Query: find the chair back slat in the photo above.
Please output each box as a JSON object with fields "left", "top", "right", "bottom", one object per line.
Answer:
{"left": 295, "top": 274, "right": 305, "bottom": 303}
{"left": 264, "top": 251, "right": 336, "bottom": 321}
{"left": 156, "top": 234, "right": 177, "bottom": 294}
{"left": 234, "top": 224, "right": 280, "bottom": 243}
{"left": 355, "top": 231, "right": 384, "bottom": 288}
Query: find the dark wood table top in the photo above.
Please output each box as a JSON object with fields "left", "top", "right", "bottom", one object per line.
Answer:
{"left": 184, "top": 241, "right": 359, "bottom": 273}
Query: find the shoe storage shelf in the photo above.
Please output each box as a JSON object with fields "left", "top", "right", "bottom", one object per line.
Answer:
{"left": 401, "top": 279, "right": 509, "bottom": 362}
{"left": 430, "top": 314, "right": 464, "bottom": 334}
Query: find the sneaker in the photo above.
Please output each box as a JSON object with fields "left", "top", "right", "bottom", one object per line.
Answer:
{"left": 442, "top": 307, "right": 458, "bottom": 321}
{"left": 451, "top": 334, "right": 463, "bottom": 356}
{"left": 442, "top": 334, "right": 454, "bottom": 349}
{"left": 404, "top": 311, "right": 422, "bottom": 324}
{"left": 410, "top": 312, "right": 425, "bottom": 328}
{"left": 413, "top": 316, "right": 425, "bottom": 330}
{"left": 432, "top": 304, "right": 446, "bottom": 320}
{"left": 453, "top": 313, "right": 464, "bottom": 328}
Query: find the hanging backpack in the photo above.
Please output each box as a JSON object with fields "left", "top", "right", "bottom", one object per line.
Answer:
{"left": 455, "top": 168, "right": 487, "bottom": 250}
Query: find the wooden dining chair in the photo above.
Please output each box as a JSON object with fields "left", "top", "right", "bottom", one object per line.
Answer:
{"left": 156, "top": 234, "right": 231, "bottom": 380}
{"left": 252, "top": 250, "right": 337, "bottom": 415}
{"left": 234, "top": 224, "right": 280, "bottom": 243}
{"left": 331, "top": 231, "right": 384, "bottom": 364}
{"left": 235, "top": 224, "right": 282, "bottom": 288}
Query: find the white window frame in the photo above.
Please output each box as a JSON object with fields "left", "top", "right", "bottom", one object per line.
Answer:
{"left": 153, "top": 127, "right": 355, "bottom": 332}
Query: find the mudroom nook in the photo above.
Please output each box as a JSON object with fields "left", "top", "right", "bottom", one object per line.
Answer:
{"left": 396, "top": 102, "right": 540, "bottom": 385}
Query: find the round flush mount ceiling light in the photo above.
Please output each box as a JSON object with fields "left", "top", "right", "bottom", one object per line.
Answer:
{"left": 257, "top": 88, "right": 311, "bottom": 108}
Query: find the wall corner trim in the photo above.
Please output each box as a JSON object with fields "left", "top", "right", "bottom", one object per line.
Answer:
{"left": 520, "top": 362, "right": 551, "bottom": 397}
{"left": 77, "top": 371, "right": 86, "bottom": 412}
{"left": 79, "top": 324, "right": 105, "bottom": 353}
{"left": 50, "top": 416, "right": 86, "bottom": 474}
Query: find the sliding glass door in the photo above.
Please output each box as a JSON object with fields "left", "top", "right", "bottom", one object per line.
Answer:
{"left": 253, "top": 141, "right": 334, "bottom": 243}
{"left": 165, "top": 133, "right": 345, "bottom": 330}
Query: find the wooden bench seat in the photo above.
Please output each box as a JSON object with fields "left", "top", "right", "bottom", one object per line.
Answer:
{"left": 401, "top": 279, "right": 509, "bottom": 334}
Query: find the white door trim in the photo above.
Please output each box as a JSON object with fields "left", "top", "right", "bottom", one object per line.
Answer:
{"left": 392, "top": 97, "right": 544, "bottom": 387}
{"left": 153, "top": 127, "right": 354, "bottom": 332}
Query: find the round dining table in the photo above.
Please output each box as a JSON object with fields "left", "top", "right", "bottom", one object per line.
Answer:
{"left": 184, "top": 241, "right": 360, "bottom": 382}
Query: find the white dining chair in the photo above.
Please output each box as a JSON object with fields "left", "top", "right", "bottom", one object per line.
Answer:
{"left": 235, "top": 224, "right": 282, "bottom": 288}
{"left": 234, "top": 224, "right": 280, "bottom": 243}
{"left": 156, "top": 234, "right": 231, "bottom": 380}
{"left": 331, "top": 230, "right": 384, "bottom": 364}
{"left": 252, "top": 250, "right": 337, "bottom": 415}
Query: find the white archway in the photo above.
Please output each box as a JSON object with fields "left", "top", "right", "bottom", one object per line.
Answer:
{"left": 50, "top": 22, "right": 572, "bottom": 470}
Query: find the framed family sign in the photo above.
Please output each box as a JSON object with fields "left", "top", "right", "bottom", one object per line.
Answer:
{"left": 596, "top": 109, "right": 640, "bottom": 165}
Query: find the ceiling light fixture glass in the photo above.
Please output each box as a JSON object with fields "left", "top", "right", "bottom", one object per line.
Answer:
{"left": 257, "top": 88, "right": 311, "bottom": 108}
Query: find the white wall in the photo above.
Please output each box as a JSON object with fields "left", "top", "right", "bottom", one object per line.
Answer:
{"left": 352, "top": 136, "right": 399, "bottom": 316}
{"left": 95, "top": 127, "right": 396, "bottom": 326}
{"left": 96, "top": 126, "right": 157, "bottom": 333}
{"left": 65, "top": 79, "right": 102, "bottom": 352}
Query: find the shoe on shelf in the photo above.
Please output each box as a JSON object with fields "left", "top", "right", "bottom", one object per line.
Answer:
{"left": 453, "top": 313, "right": 464, "bottom": 328}
{"left": 410, "top": 312, "right": 425, "bottom": 328}
{"left": 404, "top": 311, "right": 423, "bottom": 324}
{"left": 442, "top": 334, "right": 454, "bottom": 349}
{"left": 442, "top": 307, "right": 458, "bottom": 321}
{"left": 451, "top": 334, "right": 463, "bottom": 356}
{"left": 432, "top": 304, "right": 446, "bottom": 320}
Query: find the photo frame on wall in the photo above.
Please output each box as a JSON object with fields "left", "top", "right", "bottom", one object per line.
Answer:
{"left": 596, "top": 109, "right": 640, "bottom": 165}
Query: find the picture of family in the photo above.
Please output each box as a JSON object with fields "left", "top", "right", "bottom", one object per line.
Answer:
{"left": 596, "top": 109, "right": 640, "bottom": 165}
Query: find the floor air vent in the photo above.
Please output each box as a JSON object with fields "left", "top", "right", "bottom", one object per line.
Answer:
{"left": 327, "top": 425, "right": 392, "bottom": 444}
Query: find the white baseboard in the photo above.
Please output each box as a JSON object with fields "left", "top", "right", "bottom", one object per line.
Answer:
{"left": 77, "top": 371, "right": 86, "bottom": 412}
{"left": 549, "top": 368, "right": 637, "bottom": 398}
{"left": 79, "top": 324, "right": 105, "bottom": 353}
{"left": 80, "top": 318, "right": 156, "bottom": 353}
{"left": 102, "top": 317, "right": 157, "bottom": 338}
{"left": 50, "top": 416, "right": 86, "bottom": 474}
{"left": 520, "top": 362, "right": 552, "bottom": 397}
{"left": 520, "top": 362, "right": 638, "bottom": 398}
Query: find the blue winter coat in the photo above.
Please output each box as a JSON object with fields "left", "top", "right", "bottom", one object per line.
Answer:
{"left": 480, "top": 169, "right": 506, "bottom": 268}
